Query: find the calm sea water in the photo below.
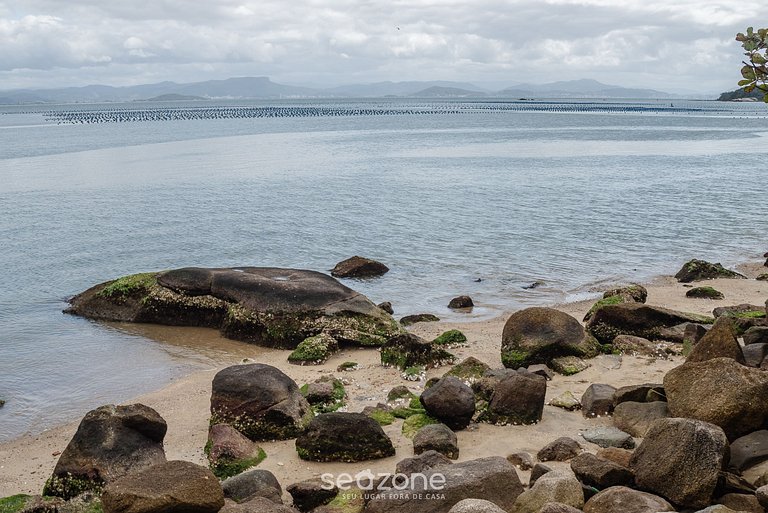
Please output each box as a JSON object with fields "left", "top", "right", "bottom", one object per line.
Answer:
{"left": 1, "top": 98, "right": 767, "bottom": 441}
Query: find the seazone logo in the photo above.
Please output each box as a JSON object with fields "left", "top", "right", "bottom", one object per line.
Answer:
{"left": 320, "top": 470, "right": 447, "bottom": 500}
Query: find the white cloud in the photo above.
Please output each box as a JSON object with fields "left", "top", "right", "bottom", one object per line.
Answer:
{"left": 0, "top": 0, "right": 757, "bottom": 92}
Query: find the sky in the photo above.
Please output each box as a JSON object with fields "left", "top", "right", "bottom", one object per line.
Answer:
{"left": 0, "top": 0, "right": 760, "bottom": 93}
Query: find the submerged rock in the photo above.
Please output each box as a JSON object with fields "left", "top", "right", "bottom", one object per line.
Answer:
{"left": 331, "top": 256, "right": 389, "bottom": 278}
{"left": 65, "top": 267, "right": 401, "bottom": 349}
{"left": 44, "top": 404, "right": 167, "bottom": 499}
{"left": 210, "top": 364, "right": 312, "bottom": 441}
{"left": 501, "top": 307, "right": 600, "bottom": 368}
{"left": 448, "top": 296, "right": 474, "bottom": 309}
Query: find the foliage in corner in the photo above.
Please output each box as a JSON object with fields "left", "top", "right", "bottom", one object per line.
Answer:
{"left": 736, "top": 27, "right": 768, "bottom": 102}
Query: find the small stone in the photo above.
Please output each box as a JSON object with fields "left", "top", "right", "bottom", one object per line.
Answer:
{"left": 550, "top": 356, "right": 590, "bottom": 376}
{"left": 595, "top": 447, "right": 633, "bottom": 468}
{"left": 413, "top": 423, "right": 459, "bottom": 460}
{"left": 526, "top": 364, "right": 555, "bottom": 380}
{"left": 507, "top": 452, "right": 534, "bottom": 470}
{"left": 549, "top": 391, "right": 582, "bottom": 411}
{"left": 537, "top": 437, "right": 582, "bottom": 462}
{"left": 580, "top": 427, "right": 635, "bottom": 449}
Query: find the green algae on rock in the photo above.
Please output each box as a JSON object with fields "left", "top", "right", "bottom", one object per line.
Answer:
{"left": 65, "top": 267, "right": 402, "bottom": 349}
{"left": 288, "top": 333, "right": 339, "bottom": 365}
{"left": 380, "top": 333, "right": 455, "bottom": 370}
{"left": 686, "top": 286, "right": 725, "bottom": 300}
{"left": 674, "top": 259, "right": 746, "bottom": 283}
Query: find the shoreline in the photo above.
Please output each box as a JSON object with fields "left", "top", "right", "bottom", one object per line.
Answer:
{"left": 1, "top": 254, "right": 766, "bottom": 497}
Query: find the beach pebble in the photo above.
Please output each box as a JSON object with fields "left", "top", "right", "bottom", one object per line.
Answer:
{"left": 549, "top": 391, "right": 582, "bottom": 411}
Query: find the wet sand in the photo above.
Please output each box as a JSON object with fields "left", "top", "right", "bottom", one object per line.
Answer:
{"left": 1, "top": 260, "right": 766, "bottom": 498}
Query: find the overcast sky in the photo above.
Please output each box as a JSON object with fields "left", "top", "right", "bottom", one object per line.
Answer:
{"left": 0, "top": 0, "right": 759, "bottom": 93}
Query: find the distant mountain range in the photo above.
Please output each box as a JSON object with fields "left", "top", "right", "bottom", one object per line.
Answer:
{"left": 0, "top": 76, "right": 691, "bottom": 105}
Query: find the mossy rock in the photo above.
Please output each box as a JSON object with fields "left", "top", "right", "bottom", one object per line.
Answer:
{"left": 66, "top": 267, "right": 403, "bottom": 349}
{"left": 550, "top": 356, "right": 590, "bottom": 376}
{"left": 402, "top": 413, "right": 440, "bottom": 438}
{"left": 501, "top": 307, "right": 601, "bottom": 368}
{"left": 444, "top": 357, "right": 490, "bottom": 383}
{"left": 686, "top": 287, "right": 725, "bottom": 300}
{"left": 391, "top": 395, "right": 427, "bottom": 419}
{"left": 381, "top": 333, "right": 455, "bottom": 370}
{"left": 757, "top": 273, "right": 768, "bottom": 281}
{"left": 586, "top": 303, "right": 715, "bottom": 345}
{"left": 399, "top": 314, "right": 440, "bottom": 326}
{"left": 366, "top": 409, "right": 395, "bottom": 426}
{"left": 337, "top": 361, "right": 359, "bottom": 372}
{"left": 320, "top": 487, "right": 365, "bottom": 513}
{"left": 210, "top": 448, "right": 266, "bottom": 480}
{"left": 296, "top": 413, "right": 395, "bottom": 462}
{"left": 433, "top": 329, "right": 468, "bottom": 347}
{"left": 300, "top": 378, "right": 347, "bottom": 414}
{"left": 0, "top": 495, "right": 32, "bottom": 513}
{"left": 288, "top": 333, "right": 339, "bottom": 365}
{"left": 583, "top": 295, "right": 628, "bottom": 322}
{"left": 387, "top": 385, "right": 415, "bottom": 402}
{"left": 674, "top": 259, "right": 745, "bottom": 283}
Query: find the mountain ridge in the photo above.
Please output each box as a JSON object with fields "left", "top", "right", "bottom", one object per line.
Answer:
{"left": 0, "top": 76, "right": 690, "bottom": 104}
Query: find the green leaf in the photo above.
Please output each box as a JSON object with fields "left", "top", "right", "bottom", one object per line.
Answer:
{"left": 738, "top": 79, "right": 752, "bottom": 86}
{"left": 763, "top": 92, "right": 768, "bottom": 103}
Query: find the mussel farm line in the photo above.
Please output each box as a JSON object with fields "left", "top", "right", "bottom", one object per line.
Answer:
{"left": 42, "top": 102, "right": 717, "bottom": 125}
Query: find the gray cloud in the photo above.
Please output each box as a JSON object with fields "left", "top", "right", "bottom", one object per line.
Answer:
{"left": 0, "top": 0, "right": 759, "bottom": 92}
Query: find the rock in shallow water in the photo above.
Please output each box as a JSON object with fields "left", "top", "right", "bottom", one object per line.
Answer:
{"left": 65, "top": 267, "right": 401, "bottom": 349}
{"left": 331, "top": 256, "right": 389, "bottom": 278}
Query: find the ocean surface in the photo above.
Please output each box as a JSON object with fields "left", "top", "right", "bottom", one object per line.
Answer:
{"left": 1, "top": 98, "right": 767, "bottom": 441}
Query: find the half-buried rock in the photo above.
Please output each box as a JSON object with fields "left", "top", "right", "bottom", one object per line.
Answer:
{"left": 44, "top": 404, "right": 167, "bottom": 499}
{"left": 586, "top": 303, "right": 713, "bottom": 344}
{"left": 206, "top": 424, "right": 266, "bottom": 479}
{"left": 381, "top": 333, "right": 455, "bottom": 370}
{"left": 295, "top": 412, "right": 395, "bottom": 462}
{"left": 65, "top": 267, "right": 401, "bottom": 348}
{"left": 501, "top": 307, "right": 600, "bottom": 368}
{"left": 210, "top": 364, "right": 313, "bottom": 441}
{"left": 101, "top": 460, "right": 224, "bottom": 513}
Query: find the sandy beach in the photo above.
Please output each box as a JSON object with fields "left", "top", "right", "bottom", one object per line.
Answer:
{"left": 1, "top": 258, "right": 766, "bottom": 500}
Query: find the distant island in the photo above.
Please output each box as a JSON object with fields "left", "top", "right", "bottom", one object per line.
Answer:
{"left": 0, "top": 76, "right": 697, "bottom": 105}
{"left": 718, "top": 87, "right": 764, "bottom": 101}
{"left": 139, "top": 93, "right": 206, "bottom": 102}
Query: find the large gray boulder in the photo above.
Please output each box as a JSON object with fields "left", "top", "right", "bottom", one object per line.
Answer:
{"left": 664, "top": 357, "right": 768, "bottom": 440}
{"left": 629, "top": 418, "right": 729, "bottom": 509}
{"left": 295, "top": 412, "right": 395, "bottom": 462}
{"left": 364, "top": 457, "right": 523, "bottom": 513}
{"left": 101, "top": 460, "right": 223, "bottom": 513}
{"left": 65, "top": 267, "right": 401, "bottom": 348}
{"left": 44, "top": 404, "right": 167, "bottom": 499}
{"left": 210, "top": 364, "right": 312, "bottom": 441}
{"left": 586, "top": 303, "right": 712, "bottom": 344}
{"left": 501, "top": 307, "right": 600, "bottom": 368}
